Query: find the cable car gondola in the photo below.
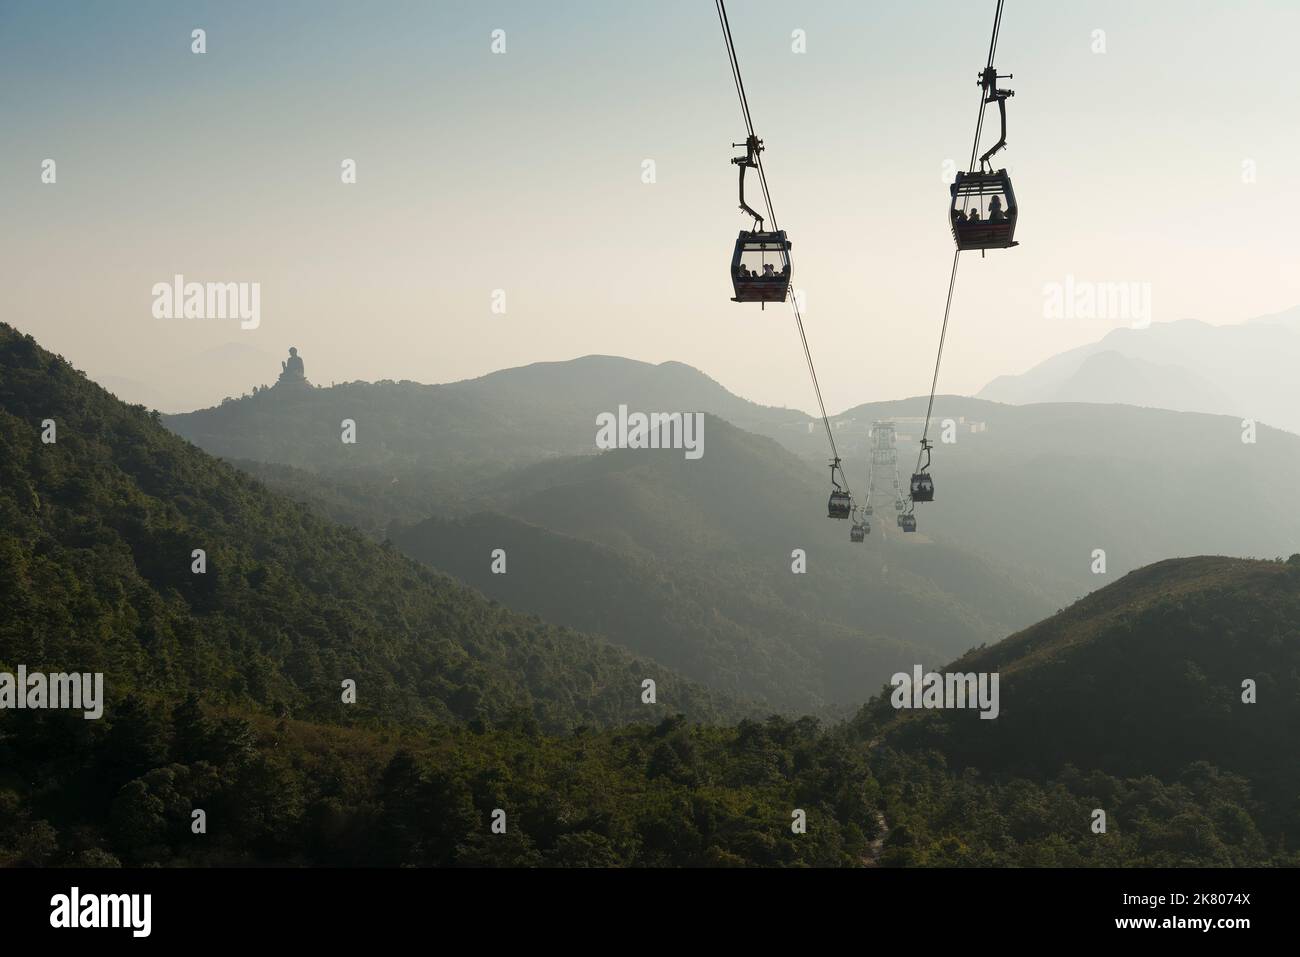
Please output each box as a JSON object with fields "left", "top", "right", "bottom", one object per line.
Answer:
{"left": 715, "top": 0, "right": 846, "bottom": 530}
{"left": 827, "top": 457, "right": 851, "bottom": 519}
{"left": 731, "top": 230, "right": 792, "bottom": 303}
{"left": 900, "top": 514, "right": 918, "bottom": 533}
{"left": 910, "top": 2, "right": 1022, "bottom": 511}
{"left": 850, "top": 522, "right": 865, "bottom": 543}
{"left": 728, "top": 134, "right": 792, "bottom": 305}
{"left": 950, "top": 51, "right": 1018, "bottom": 252}
{"left": 828, "top": 490, "right": 851, "bottom": 519}
{"left": 864, "top": 504, "right": 873, "bottom": 517}
{"left": 950, "top": 170, "right": 1017, "bottom": 250}
{"left": 909, "top": 439, "right": 935, "bottom": 503}
{"left": 894, "top": 499, "right": 905, "bottom": 512}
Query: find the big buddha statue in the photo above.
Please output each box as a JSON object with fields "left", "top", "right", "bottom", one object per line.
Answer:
{"left": 276, "top": 347, "right": 309, "bottom": 388}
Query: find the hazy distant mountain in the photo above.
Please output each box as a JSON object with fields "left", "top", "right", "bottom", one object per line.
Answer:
{"left": 95, "top": 374, "right": 172, "bottom": 411}
{"left": 177, "top": 357, "right": 1300, "bottom": 714}
{"left": 96, "top": 342, "right": 282, "bottom": 413}
{"left": 1025, "top": 350, "right": 1231, "bottom": 413}
{"left": 1248, "top": 304, "right": 1300, "bottom": 330}
{"left": 827, "top": 395, "right": 1300, "bottom": 600}
{"left": 165, "top": 354, "right": 814, "bottom": 470}
{"left": 386, "top": 416, "right": 1053, "bottom": 713}
{"left": 978, "top": 308, "right": 1300, "bottom": 433}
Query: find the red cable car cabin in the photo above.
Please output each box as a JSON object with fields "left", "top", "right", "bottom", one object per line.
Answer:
{"left": 950, "top": 170, "right": 1018, "bottom": 251}
{"left": 731, "top": 230, "right": 791, "bottom": 304}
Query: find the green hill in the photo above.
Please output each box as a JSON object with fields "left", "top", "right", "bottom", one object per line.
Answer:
{"left": 1, "top": 324, "right": 1293, "bottom": 868}
{"left": 1, "top": 325, "right": 896, "bottom": 868}
{"left": 0, "top": 325, "right": 735, "bottom": 733}
{"left": 852, "top": 556, "right": 1300, "bottom": 865}
{"left": 391, "top": 511, "right": 933, "bottom": 713}
{"left": 28, "top": 333, "right": 1296, "bottom": 868}
{"left": 860, "top": 556, "right": 1300, "bottom": 785}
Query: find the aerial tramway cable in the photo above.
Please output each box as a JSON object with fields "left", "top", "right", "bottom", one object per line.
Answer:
{"left": 914, "top": 0, "right": 1009, "bottom": 483}
{"left": 715, "top": 0, "right": 849, "bottom": 499}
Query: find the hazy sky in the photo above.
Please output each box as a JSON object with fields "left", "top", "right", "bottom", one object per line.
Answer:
{"left": 4, "top": 0, "right": 1299, "bottom": 413}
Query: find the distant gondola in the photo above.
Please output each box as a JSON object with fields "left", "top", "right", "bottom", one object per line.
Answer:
{"left": 827, "top": 457, "right": 851, "bottom": 519}
{"left": 828, "top": 490, "right": 851, "bottom": 520}
{"left": 910, "top": 439, "right": 935, "bottom": 502}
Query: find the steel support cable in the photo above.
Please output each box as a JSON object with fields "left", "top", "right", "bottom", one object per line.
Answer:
{"left": 791, "top": 294, "right": 842, "bottom": 470}
{"left": 987, "top": 0, "right": 1005, "bottom": 69}
{"left": 716, "top": 0, "right": 848, "bottom": 493}
{"left": 715, "top": 0, "right": 755, "bottom": 138}
{"left": 916, "top": 0, "right": 1007, "bottom": 472}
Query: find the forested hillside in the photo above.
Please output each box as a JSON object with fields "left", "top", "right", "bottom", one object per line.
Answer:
{"left": 4, "top": 326, "right": 1295, "bottom": 868}
{"left": 0, "top": 325, "right": 735, "bottom": 733}
{"left": 853, "top": 556, "right": 1300, "bottom": 865}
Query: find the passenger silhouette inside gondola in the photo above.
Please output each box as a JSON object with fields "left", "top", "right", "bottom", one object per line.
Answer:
{"left": 763, "top": 263, "right": 776, "bottom": 278}
{"left": 968, "top": 208, "right": 981, "bottom": 223}
{"left": 954, "top": 208, "right": 968, "bottom": 223}
{"left": 988, "top": 195, "right": 1005, "bottom": 222}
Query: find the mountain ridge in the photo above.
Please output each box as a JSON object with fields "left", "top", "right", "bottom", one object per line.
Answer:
{"left": 978, "top": 308, "right": 1300, "bottom": 433}
{"left": 0, "top": 324, "right": 741, "bottom": 733}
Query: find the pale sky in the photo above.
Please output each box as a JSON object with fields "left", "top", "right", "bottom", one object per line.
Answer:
{"left": 4, "top": 0, "right": 1299, "bottom": 413}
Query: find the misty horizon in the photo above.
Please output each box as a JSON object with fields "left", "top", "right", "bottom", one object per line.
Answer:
{"left": 7, "top": 0, "right": 1300, "bottom": 419}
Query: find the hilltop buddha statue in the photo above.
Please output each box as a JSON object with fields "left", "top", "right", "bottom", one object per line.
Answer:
{"left": 276, "top": 347, "right": 309, "bottom": 387}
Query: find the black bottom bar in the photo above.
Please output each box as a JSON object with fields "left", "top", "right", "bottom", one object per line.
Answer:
{"left": 0, "top": 866, "right": 1280, "bottom": 944}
